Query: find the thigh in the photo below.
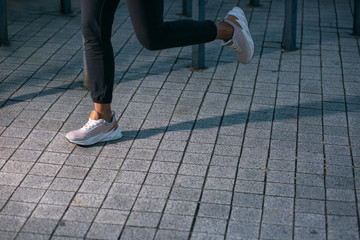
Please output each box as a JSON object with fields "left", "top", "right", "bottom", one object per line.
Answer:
{"left": 126, "top": 0, "right": 164, "bottom": 36}
{"left": 81, "top": 0, "right": 120, "bottom": 40}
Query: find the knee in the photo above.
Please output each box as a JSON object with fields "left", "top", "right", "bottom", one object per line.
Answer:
{"left": 82, "top": 23, "right": 98, "bottom": 42}
{"left": 134, "top": 26, "right": 166, "bottom": 51}
{"left": 137, "top": 34, "right": 163, "bottom": 51}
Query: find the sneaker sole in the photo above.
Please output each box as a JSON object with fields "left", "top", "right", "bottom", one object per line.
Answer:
{"left": 66, "top": 127, "right": 123, "bottom": 146}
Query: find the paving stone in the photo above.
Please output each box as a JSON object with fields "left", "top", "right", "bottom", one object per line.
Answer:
{"left": 201, "top": 189, "right": 233, "bottom": 205}
{"left": 108, "top": 183, "right": 141, "bottom": 197}
{"left": 260, "top": 224, "right": 293, "bottom": 239}
{"left": 297, "top": 161, "right": 324, "bottom": 175}
{"left": 145, "top": 173, "right": 175, "bottom": 187}
{"left": 102, "top": 194, "right": 135, "bottom": 211}
{"left": 232, "top": 192, "right": 263, "bottom": 209}
{"left": 328, "top": 230, "right": 360, "bottom": 240}
{"left": 178, "top": 164, "right": 207, "bottom": 177}
{"left": 237, "top": 168, "right": 266, "bottom": 182}
{"left": 40, "top": 190, "right": 74, "bottom": 206}
{"left": 193, "top": 217, "right": 227, "bottom": 235}
{"left": 326, "top": 175, "right": 354, "bottom": 189}
{"left": 208, "top": 165, "right": 237, "bottom": 179}
{"left": 86, "top": 223, "right": 122, "bottom": 240}
{"left": 80, "top": 179, "right": 114, "bottom": 195}
{"left": 235, "top": 180, "right": 265, "bottom": 195}
{"left": 326, "top": 201, "right": 358, "bottom": 216}
{"left": 127, "top": 211, "right": 162, "bottom": 228}
{"left": 265, "top": 182, "right": 294, "bottom": 197}
{"left": 93, "top": 156, "right": 124, "bottom": 170}
{"left": 16, "top": 232, "right": 51, "bottom": 240}
{"left": 296, "top": 185, "right": 325, "bottom": 200}
{"left": 37, "top": 152, "right": 69, "bottom": 165}
{"left": 174, "top": 175, "right": 204, "bottom": 189}
{"left": 65, "top": 154, "right": 97, "bottom": 168}
{"left": 226, "top": 221, "right": 260, "bottom": 239}
{"left": 159, "top": 214, "right": 193, "bottom": 231}
{"left": 29, "top": 163, "right": 62, "bottom": 176}
{"left": 295, "top": 198, "right": 325, "bottom": 214}
{"left": 0, "top": 185, "right": 16, "bottom": 200}
{"left": 296, "top": 173, "right": 324, "bottom": 187}
{"left": 164, "top": 200, "right": 197, "bottom": 216}
{"left": 0, "top": 215, "right": 27, "bottom": 232}
{"left": 95, "top": 209, "right": 129, "bottom": 225}
{"left": 154, "top": 230, "right": 189, "bottom": 240}
{"left": 326, "top": 188, "right": 356, "bottom": 202}
{"left": 0, "top": 148, "right": 16, "bottom": 160}
{"left": 230, "top": 206, "right": 262, "bottom": 223}
{"left": 54, "top": 221, "right": 91, "bottom": 238}
{"left": 22, "top": 218, "right": 58, "bottom": 235}
{"left": 186, "top": 143, "right": 214, "bottom": 154}
{"left": 327, "top": 215, "right": 359, "bottom": 231}
{"left": 197, "top": 203, "right": 230, "bottom": 219}
{"left": 49, "top": 178, "right": 82, "bottom": 192}
{"left": 264, "top": 195, "right": 294, "bottom": 210}
{"left": 149, "top": 161, "right": 179, "bottom": 174}
{"left": 268, "top": 159, "right": 295, "bottom": 172}
{"left": 133, "top": 197, "right": 166, "bottom": 213}
{"left": 267, "top": 170, "right": 295, "bottom": 184}
{"left": 57, "top": 165, "right": 89, "bottom": 179}
{"left": 155, "top": 150, "right": 184, "bottom": 163}
{"left": 210, "top": 155, "right": 238, "bottom": 167}
{"left": 120, "top": 226, "right": 156, "bottom": 240}
{"left": 32, "top": 204, "right": 67, "bottom": 219}
{"left": 204, "top": 177, "right": 234, "bottom": 191}
{"left": 11, "top": 187, "right": 45, "bottom": 203}
{"left": 63, "top": 206, "right": 98, "bottom": 222}
{"left": 1, "top": 161, "right": 34, "bottom": 174}
{"left": 115, "top": 170, "right": 147, "bottom": 184}
{"left": 295, "top": 212, "right": 326, "bottom": 229}
{"left": 21, "top": 175, "right": 54, "bottom": 189}
{"left": 86, "top": 168, "right": 118, "bottom": 182}
{"left": 139, "top": 185, "right": 171, "bottom": 199}
{"left": 10, "top": 149, "right": 42, "bottom": 162}
{"left": 294, "top": 227, "right": 326, "bottom": 240}
{"left": 0, "top": 172, "right": 25, "bottom": 187}
{"left": 190, "top": 232, "right": 224, "bottom": 240}
{"left": 296, "top": 151, "right": 323, "bottom": 163}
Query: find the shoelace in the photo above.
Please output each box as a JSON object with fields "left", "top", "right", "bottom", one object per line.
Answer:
{"left": 230, "top": 37, "right": 243, "bottom": 53}
{"left": 81, "top": 119, "right": 100, "bottom": 131}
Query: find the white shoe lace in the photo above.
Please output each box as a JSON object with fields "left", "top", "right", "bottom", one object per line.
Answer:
{"left": 81, "top": 119, "right": 100, "bottom": 131}
{"left": 231, "top": 38, "right": 243, "bottom": 53}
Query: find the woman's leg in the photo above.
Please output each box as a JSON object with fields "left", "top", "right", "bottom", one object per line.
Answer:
{"left": 65, "top": 0, "right": 123, "bottom": 145}
{"left": 81, "top": 0, "right": 120, "bottom": 114}
{"left": 126, "top": 0, "right": 218, "bottom": 50}
{"left": 126, "top": 1, "right": 253, "bottom": 63}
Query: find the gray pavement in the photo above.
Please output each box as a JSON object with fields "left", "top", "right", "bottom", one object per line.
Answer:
{"left": 0, "top": 0, "right": 360, "bottom": 239}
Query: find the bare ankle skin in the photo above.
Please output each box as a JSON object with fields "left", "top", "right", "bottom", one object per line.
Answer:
{"left": 215, "top": 21, "right": 234, "bottom": 41}
{"left": 94, "top": 103, "right": 112, "bottom": 122}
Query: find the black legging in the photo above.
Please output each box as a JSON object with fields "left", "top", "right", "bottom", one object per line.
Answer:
{"left": 81, "top": 0, "right": 217, "bottom": 104}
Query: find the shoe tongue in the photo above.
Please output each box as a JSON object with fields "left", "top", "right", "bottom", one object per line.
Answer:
{"left": 89, "top": 111, "right": 100, "bottom": 120}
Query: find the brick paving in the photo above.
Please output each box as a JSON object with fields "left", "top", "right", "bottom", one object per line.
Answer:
{"left": 0, "top": 0, "right": 360, "bottom": 239}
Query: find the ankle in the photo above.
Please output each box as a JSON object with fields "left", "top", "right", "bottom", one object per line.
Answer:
{"left": 94, "top": 103, "right": 112, "bottom": 122}
{"left": 215, "top": 21, "right": 234, "bottom": 41}
{"left": 99, "top": 111, "right": 112, "bottom": 122}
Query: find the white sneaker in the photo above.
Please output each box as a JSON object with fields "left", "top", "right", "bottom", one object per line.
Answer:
{"left": 66, "top": 111, "right": 122, "bottom": 146}
{"left": 222, "top": 7, "right": 255, "bottom": 64}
